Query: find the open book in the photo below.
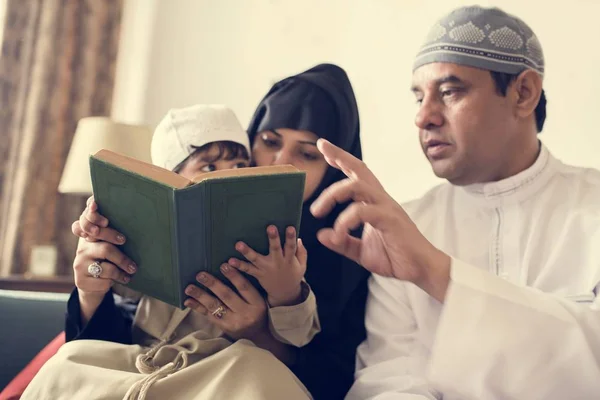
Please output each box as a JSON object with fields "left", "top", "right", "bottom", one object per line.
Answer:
{"left": 90, "top": 149, "right": 306, "bottom": 308}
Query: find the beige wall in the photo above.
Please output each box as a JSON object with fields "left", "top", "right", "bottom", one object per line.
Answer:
{"left": 112, "top": 0, "right": 600, "bottom": 203}
{"left": 0, "top": 0, "right": 7, "bottom": 45}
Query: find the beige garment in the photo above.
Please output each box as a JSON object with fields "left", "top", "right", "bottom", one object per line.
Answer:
{"left": 22, "top": 283, "right": 319, "bottom": 400}
{"left": 127, "top": 280, "right": 320, "bottom": 348}
{"left": 21, "top": 339, "right": 311, "bottom": 400}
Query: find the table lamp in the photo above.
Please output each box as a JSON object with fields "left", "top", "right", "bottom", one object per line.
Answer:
{"left": 58, "top": 117, "right": 153, "bottom": 194}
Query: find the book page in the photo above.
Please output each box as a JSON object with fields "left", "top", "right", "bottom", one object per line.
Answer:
{"left": 93, "top": 149, "right": 192, "bottom": 189}
{"left": 191, "top": 164, "right": 300, "bottom": 183}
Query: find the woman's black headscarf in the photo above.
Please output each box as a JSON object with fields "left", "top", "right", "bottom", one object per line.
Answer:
{"left": 248, "top": 64, "right": 369, "bottom": 399}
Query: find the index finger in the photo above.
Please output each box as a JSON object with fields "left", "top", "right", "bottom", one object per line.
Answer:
{"left": 90, "top": 226, "right": 126, "bottom": 245}
{"left": 220, "top": 264, "right": 264, "bottom": 306}
{"left": 317, "top": 139, "right": 382, "bottom": 188}
{"left": 194, "top": 270, "right": 246, "bottom": 313}
{"left": 95, "top": 242, "right": 137, "bottom": 275}
{"left": 310, "top": 178, "right": 383, "bottom": 218}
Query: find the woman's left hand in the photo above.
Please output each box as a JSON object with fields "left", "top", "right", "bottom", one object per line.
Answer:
{"left": 184, "top": 263, "right": 268, "bottom": 342}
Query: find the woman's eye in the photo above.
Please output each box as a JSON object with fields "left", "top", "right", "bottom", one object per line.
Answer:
{"left": 200, "top": 164, "right": 216, "bottom": 172}
{"left": 261, "top": 133, "right": 280, "bottom": 148}
{"left": 233, "top": 162, "right": 248, "bottom": 169}
{"left": 301, "top": 151, "right": 319, "bottom": 161}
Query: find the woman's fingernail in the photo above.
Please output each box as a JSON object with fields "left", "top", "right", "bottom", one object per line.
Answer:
{"left": 116, "top": 234, "right": 125, "bottom": 243}
{"left": 90, "top": 226, "right": 99, "bottom": 235}
{"left": 221, "top": 264, "right": 230, "bottom": 273}
{"left": 228, "top": 258, "right": 239, "bottom": 266}
{"left": 197, "top": 273, "right": 208, "bottom": 283}
{"left": 128, "top": 264, "right": 137, "bottom": 273}
{"left": 287, "top": 227, "right": 295, "bottom": 237}
{"left": 185, "top": 286, "right": 195, "bottom": 295}
{"left": 236, "top": 242, "right": 244, "bottom": 251}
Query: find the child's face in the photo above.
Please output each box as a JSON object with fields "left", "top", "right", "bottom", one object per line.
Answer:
{"left": 177, "top": 144, "right": 250, "bottom": 180}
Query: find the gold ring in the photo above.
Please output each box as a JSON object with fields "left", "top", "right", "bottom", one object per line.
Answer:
{"left": 211, "top": 305, "right": 226, "bottom": 319}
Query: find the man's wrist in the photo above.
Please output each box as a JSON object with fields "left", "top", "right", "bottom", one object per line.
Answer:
{"left": 416, "top": 249, "right": 451, "bottom": 303}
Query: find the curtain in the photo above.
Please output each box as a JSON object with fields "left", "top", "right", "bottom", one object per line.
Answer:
{"left": 0, "top": 0, "right": 124, "bottom": 276}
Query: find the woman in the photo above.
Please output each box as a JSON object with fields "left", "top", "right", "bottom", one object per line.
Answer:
{"left": 25, "top": 64, "right": 369, "bottom": 400}
{"left": 246, "top": 63, "right": 369, "bottom": 399}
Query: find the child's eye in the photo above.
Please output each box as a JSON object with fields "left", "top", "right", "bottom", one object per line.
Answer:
{"left": 232, "top": 162, "right": 248, "bottom": 169}
{"left": 200, "top": 164, "right": 216, "bottom": 172}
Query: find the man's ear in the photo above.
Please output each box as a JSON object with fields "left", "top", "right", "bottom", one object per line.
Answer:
{"left": 511, "top": 69, "right": 543, "bottom": 120}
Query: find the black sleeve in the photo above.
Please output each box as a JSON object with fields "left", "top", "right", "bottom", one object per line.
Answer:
{"left": 291, "top": 269, "right": 370, "bottom": 400}
{"left": 65, "top": 288, "right": 137, "bottom": 344}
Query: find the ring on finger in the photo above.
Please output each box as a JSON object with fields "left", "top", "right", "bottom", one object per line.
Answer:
{"left": 211, "top": 305, "right": 227, "bottom": 319}
{"left": 87, "top": 261, "right": 103, "bottom": 278}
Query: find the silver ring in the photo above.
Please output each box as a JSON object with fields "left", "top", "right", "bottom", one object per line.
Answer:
{"left": 88, "top": 261, "right": 103, "bottom": 278}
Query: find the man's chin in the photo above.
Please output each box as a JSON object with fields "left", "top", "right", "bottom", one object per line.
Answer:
{"left": 429, "top": 159, "right": 454, "bottom": 179}
{"left": 429, "top": 161, "right": 470, "bottom": 185}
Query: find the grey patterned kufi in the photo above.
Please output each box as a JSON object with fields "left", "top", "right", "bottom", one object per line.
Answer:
{"left": 413, "top": 6, "right": 544, "bottom": 77}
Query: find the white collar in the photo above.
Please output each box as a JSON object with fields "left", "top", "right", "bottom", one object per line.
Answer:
{"left": 459, "top": 142, "right": 556, "bottom": 208}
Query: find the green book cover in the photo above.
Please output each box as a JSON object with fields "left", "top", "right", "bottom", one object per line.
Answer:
{"left": 89, "top": 149, "right": 305, "bottom": 309}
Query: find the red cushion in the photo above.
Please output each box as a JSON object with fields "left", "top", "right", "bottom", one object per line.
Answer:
{"left": 0, "top": 332, "right": 65, "bottom": 400}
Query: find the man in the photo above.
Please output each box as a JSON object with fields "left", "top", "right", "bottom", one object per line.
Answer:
{"left": 311, "top": 5, "right": 600, "bottom": 400}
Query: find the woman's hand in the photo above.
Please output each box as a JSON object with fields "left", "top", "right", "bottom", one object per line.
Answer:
{"left": 71, "top": 197, "right": 135, "bottom": 323}
{"left": 184, "top": 265, "right": 268, "bottom": 341}
{"left": 72, "top": 196, "right": 125, "bottom": 244}
{"left": 73, "top": 238, "right": 136, "bottom": 295}
{"left": 229, "top": 226, "right": 307, "bottom": 307}
{"left": 184, "top": 266, "right": 296, "bottom": 364}
{"left": 72, "top": 237, "right": 136, "bottom": 324}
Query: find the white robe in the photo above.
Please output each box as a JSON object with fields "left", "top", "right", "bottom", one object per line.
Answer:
{"left": 347, "top": 143, "right": 600, "bottom": 400}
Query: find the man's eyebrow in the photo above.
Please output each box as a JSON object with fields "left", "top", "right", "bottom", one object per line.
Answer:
{"left": 411, "top": 75, "right": 465, "bottom": 93}
{"left": 435, "top": 75, "right": 465, "bottom": 86}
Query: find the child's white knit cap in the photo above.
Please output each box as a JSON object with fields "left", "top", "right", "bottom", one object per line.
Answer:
{"left": 151, "top": 104, "right": 250, "bottom": 171}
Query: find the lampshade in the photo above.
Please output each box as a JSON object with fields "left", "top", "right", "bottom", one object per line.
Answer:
{"left": 58, "top": 117, "right": 153, "bottom": 194}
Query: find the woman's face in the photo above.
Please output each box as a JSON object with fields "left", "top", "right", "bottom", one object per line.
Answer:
{"left": 252, "top": 129, "right": 328, "bottom": 201}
